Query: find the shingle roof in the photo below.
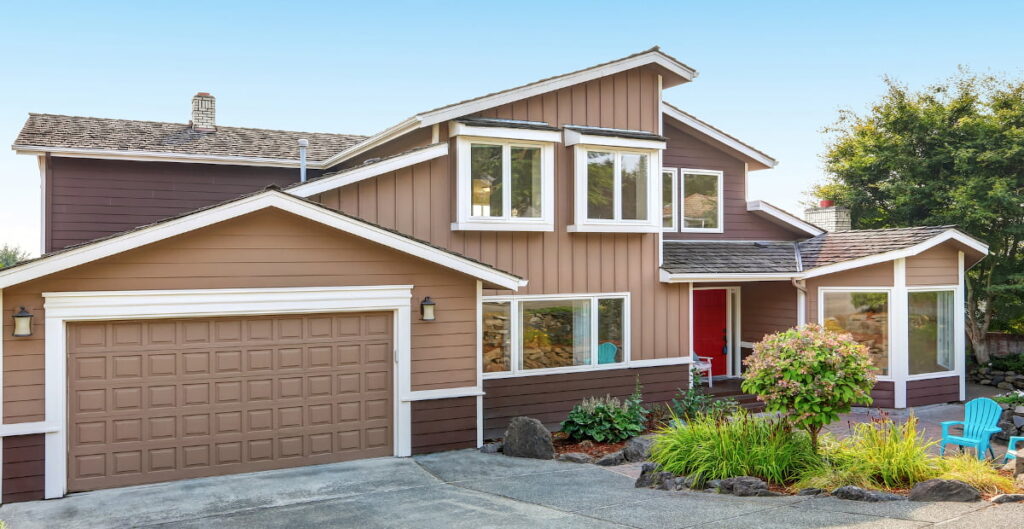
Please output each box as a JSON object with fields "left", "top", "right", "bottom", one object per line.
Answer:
{"left": 14, "top": 113, "right": 366, "bottom": 162}
{"left": 797, "top": 226, "right": 955, "bottom": 269}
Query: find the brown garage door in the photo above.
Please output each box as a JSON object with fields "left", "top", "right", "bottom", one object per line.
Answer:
{"left": 67, "top": 312, "right": 393, "bottom": 492}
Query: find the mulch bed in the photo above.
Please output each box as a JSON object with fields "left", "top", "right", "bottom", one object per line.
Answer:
{"left": 551, "top": 431, "right": 627, "bottom": 458}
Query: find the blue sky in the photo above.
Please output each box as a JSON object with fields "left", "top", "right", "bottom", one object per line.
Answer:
{"left": 2, "top": 1, "right": 1022, "bottom": 255}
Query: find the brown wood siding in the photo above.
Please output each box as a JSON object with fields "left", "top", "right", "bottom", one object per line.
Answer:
{"left": 45, "top": 157, "right": 310, "bottom": 252}
{"left": 312, "top": 66, "right": 691, "bottom": 362}
{"left": 411, "top": 397, "right": 476, "bottom": 454}
{"left": 906, "top": 376, "right": 960, "bottom": 407}
{"left": 806, "top": 262, "right": 895, "bottom": 323}
{"left": 870, "top": 381, "right": 896, "bottom": 408}
{"left": 2, "top": 208, "right": 481, "bottom": 424}
{"left": 741, "top": 282, "right": 798, "bottom": 343}
{"left": 906, "top": 245, "right": 959, "bottom": 286}
{"left": 662, "top": 124, "right": 797, "bottom": 241}
{"left": 2, "top": 434, "right": 45, "bottom": 503}
{"left": 482, "top": 365, "right": 689, "bottom": 438}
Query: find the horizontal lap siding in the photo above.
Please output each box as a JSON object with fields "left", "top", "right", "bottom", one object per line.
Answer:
{"left": 906, "top": 245, "right": 959, "bottom": 286}
{"left": 313, "top": 67, "right": 690, "bottom": 362}
{"left": 482, "top": 365, "right": 689, "bottom": 438}
{"left": 871, "top": 381, "right": 896, "bottom": 408}
{"left": 662, "top": 124, "right": 796, "bottom": 241}
{"left": 2, "top": 209, "right": 480, "bottom": 424}
{"left": 906, "top": 376, "right": 960, "bottom": 407}
{"left": 741, "top": 282, "right": 798, "bottom": 343}
{"left": 2, "top": 434, "right": 45, "bottom": 503}
{"left": 411, "top": 397, "right": 477, "bottom": 454}
{"left": 47, "top": 157, "right": 305, "bottom": 252}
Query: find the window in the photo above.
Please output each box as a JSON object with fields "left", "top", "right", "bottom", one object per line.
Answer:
{"left": 482, "top": 294, "right": 628, "bottom": 375}
{"left": 455, "top": 136, "right": 554, "bottom": 231}
{"left": 908, "top": 290, "right": 955, "bottom": 375}
{"left": 679, "top": 169, "right": 723, "bottom": 232}
{"left": 662, "top": 168, "right": 677, "bottom": 230}
{"left": 822, "top": 290, "right": 890, "bottom": 376}
{"left": 572, "top": 146, "right": 662, "bottom": 232}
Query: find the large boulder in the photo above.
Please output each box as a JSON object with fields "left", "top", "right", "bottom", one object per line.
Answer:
{"left": 594, "top": 451, "right": 625, "bottom": 466}
{"left": 502, "top": 417, "right": 554, "bottom": 459}
{"left": 720, "top": 476, "right": 769, "bottom": 497}
{"left": 909, "top": 479, "right": 981, "bottom": 502}
{"left": 622, "top": 435, "right": 655, "bottom": 462}
{"left": 832, "top": 486, "right": 904, "bottom": 502}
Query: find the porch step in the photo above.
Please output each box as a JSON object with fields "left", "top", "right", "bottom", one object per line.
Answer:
{"left": 704, "top": 379, "right": 764, "bottom": 413}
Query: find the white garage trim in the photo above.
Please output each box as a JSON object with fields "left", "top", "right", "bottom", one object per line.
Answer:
{"left": 41, "top": 285, "right": 415, "bottom": 499}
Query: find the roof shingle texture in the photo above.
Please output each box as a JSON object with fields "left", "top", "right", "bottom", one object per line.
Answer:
{"left": 14, "top": 114, "right": 366, "bottom": 162}
{"left": 797, "top": 226, "right": 954, "bottom": 269}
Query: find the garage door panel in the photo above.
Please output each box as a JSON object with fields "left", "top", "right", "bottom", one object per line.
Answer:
{"left": 68, "top": 312, "right": 393, "bottom": 492}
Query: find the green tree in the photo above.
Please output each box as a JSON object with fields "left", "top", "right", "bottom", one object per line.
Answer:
{"left": 813, "top": 72, "right": 1024, "bottom": 363}
{"left": 0, "top": 244, "right": 30, "bottom": 269}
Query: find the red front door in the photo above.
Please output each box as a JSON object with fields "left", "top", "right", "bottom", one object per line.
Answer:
{"left": 694, "top": 289, "right": 729, "bottom": 376}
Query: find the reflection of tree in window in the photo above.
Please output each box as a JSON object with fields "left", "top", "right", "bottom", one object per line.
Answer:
{"left": 510, "top": 146, "right": 541, "bottom": 218}
{"left": 682, "top": 173, "right": 719, "bottom": 229}
{"left": 587, "top": 152, "right": 614, "bottom": 219}
{"left": 823, "top": 291, "right": 889, "bottom": 375}
{"left": 471, "top": 144, "right": 502, "bottom": 217}
{"left": 621, "top": 154, "right": 648, "bottom": 220}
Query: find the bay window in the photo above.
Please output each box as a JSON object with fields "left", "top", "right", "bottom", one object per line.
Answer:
{"left": 908, "top": 289, "right": 955, "bottom": 375}
{"left": 821, "top": 290, "right": 891, "bottom": 376}
{"left": 482, "top": 294, "right": 629, "bottom": 376}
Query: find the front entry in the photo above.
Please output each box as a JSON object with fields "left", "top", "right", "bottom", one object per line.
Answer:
{"left": 694, "top": 289, "right": 729, "bottom": 376}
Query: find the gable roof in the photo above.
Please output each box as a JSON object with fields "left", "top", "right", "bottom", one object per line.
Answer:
{"left": 13, "top": 113, "right": 366, "bottom": 167}
{"left": 287, "top": 142, "right": 448, "bottom": 198}
{"left": 661, "top": 102, "right": 777, "bottom": 170}
{"left": 0, "top": 187, "right": 526, "bottom": 291}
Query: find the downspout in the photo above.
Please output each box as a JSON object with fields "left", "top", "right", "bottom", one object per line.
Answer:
{"left": 297, "top": 138, "right": 309, "bottom": 183}
{"left": 791, "top": 242, "right": 807, "bottom": 326}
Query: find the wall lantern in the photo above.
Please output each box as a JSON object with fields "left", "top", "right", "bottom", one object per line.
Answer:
{"left": 12, "top": 307, "right": 34, "bottom": 337}
{"left": 420, "top": 297, "right": 437, "bottom": 321}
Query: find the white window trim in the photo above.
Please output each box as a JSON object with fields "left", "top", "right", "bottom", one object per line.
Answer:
{"left": 37, "top": 285, "right": 416, "bottom": 499}
{"left": 817, "top": 286, "right": 894, "bottom": 381}
{"left": 453, "top": 136, "right": 555, "bottom": 232}
{"left": 563, "top": 129, "right": 667, "bottom": 150}
{"left": 570, "top": 145, "right": 662, "bottom": 233}
{"left": 678, "top": 168, "right": 724, "bottom": 234}
{"left": 481, "top": 292, "right": 636, "bottom": 379}
{"left": 905, "top": 285, "right": 959, "bottom": 381}
{"left": 662, "top": 167, "right": 678, "bottom": 232}
{"left": 449, "top": 122, "right": 562, "bottom": 144}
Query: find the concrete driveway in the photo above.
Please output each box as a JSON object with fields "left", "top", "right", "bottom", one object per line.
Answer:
{"left": 1, "top": 450, "right": 1022, "bottom": 528}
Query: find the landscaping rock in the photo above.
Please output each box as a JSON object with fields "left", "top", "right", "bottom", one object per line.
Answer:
{"left": 720, "top": 476, "right": 769, "bottom": 497}
{"left": 1016, "top": 473, "right": 1024, "bottom": 489}
{"left": 557, "top": 452, "right": 593, "bottom": 464}
{"left": 832, "top": 486, "right": 905, "bottom": 502}
{"left": 622, "top": 435, "right": 655, "bottom": 462}
{"left": 996, "top": 419, "right": 1017, "bottom": 441}
{"left": 998, "top": 382, "right": 1014, "bottom": 390}
{"left": 706, "top": 479, "right": 723, "bottom": 491}
{"left": 478, "top": 441, "right": 503, "bottom": 454}
{"left": 674, "top": 476, "right": 696, "bottom": 490}
{"left": 502, "top": 417, "right": 554, "bottom": 459}
{"left": 655, "top": 472, "right": 677, "bottom": 490}
{"left": 634, "top": 463, "right": 661, "bottom": 488}
{"left": 1014, "top": 415, "right": 1024, "bottom": 429}
{"left": 1016, "top": 405, "right": 1024, "bottom": 415}
{"left": 594, "top": 450, "right": 625, "bottom": 466}
{"left": 909, "top": 479, "right": 981, "bottom": 502}
{"left": 992, "top": 494, "right": 1024, "bottom": 504}
{"left": 797, "top": 487, "right": 826, "bottom": 496}
{"left": 754, "top": 490, "right": 785, "bottom": 497}
{"left": 577, "top": 440, "right": 595, "bottom": 451}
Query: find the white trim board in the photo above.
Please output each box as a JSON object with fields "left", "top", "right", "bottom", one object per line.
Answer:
{"left": 14, "top": 145, "right": 326, "bottom": 169}
{"left": 0, "top": 189, "right": 526, "bottom": 292}
{"left": 746, "top": 200, "right": 825, "bottom": 236}
{"left": 40, "top": 285, "right": 416, "bottom": 499}
{"left": 288, "top": 143, "right": 448, "bottom": 197}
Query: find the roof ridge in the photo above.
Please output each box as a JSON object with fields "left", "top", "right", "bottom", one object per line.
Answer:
{"left": 24, "top": 112, "right": 368, "bottom": 139}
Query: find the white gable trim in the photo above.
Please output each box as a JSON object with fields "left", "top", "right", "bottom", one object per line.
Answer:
{"left": 0, "top": 190, "right": 525, "bottom": 291}
{"left": 289, "top": 142, "right": 448, "bottom": 197}
{"left": 746, "top": 200, "right": 825, "bottom": 236}
{"left": 661, "top": 103, "right": 777, "bottom": 169}
{"left": 14, "top": 145, "right": 322, "bottom": 169}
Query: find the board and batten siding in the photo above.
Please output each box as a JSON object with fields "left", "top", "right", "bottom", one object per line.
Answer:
{"left": 313, "top": 65, "right": 691, "bottom": 362}
{"left": 44, "top": 156, "right": 307, "bottom": 252}
{"left": 906, "top": 245, "right": 959, "bottom": 286}
{"left": 2, "top": 208, "right": 483, "bottom": 424}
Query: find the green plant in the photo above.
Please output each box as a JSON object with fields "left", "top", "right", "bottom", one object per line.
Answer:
{"left": 993, "top": 390, "right": 1024, "bottom": 407}
{"left": 987, "top": 356, "right": 1024, "bottom": 373}
{"left": 650, "top": 411, "right": 821, "bottom": 487}
{"left": 560, "top": 382, "right": 648, "bottom": 443}
{"left": 0, "top": 244, "right": 29, "bottom": 269}
{"left": 937, "top": 454, "right": 1017, "bottom": 494}
{"left": 742, "top": 325, "right": 877, "bottom": 450}
{"left": 668, "top": 369, "right": 739, "bottom": 420}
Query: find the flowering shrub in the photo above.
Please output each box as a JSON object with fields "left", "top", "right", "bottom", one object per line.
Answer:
{"left": 741, "top": 324, "right": 876, "bottom": 449}
{"left": 560, "top": 384, "right": 648, "bottom": 442}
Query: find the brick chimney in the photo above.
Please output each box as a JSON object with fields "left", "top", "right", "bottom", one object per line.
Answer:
{"left": 190, "top": 92, "right": 216, "bottom": 132}
{"left": 804, "top": 200, "right": 851, "bottom": 232}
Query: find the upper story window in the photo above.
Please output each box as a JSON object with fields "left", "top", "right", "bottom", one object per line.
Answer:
{"left": 565, "top": 126, "right": 665, "bottom": 233}
{"left": 662, "top": 168, "right": 677, "bottom": 230}
{"left": 679, "top": 169, "right": 723, "bottom": 232}
{"left": 452, "top": 119, "right": 559, "bottom": 231}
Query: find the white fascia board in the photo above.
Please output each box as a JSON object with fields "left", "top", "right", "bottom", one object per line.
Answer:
{"left": 319, "top": 117, "right": 421, "bottom": 169}
{"left": 0, "top": 191, "right": 526, "bottom": 291}
{"left": 746, "top": 200, "right": 824, "bottom": 236}
{"left": 563, "top": 130, "right": 666, "bottom": 150}
{"left": 449, "top": 122, "right": 561, "bottom": 143}
{"left": 659, "top": 269, "right": 799, "bottom": 283}
{"left": 13, "top": 145, "right": 315, "bottom": 169}
{"left": 661, "top": 104, "right": 777, "bottom": 169}
{"left": 289, "top": 142, "right": 448, "bottom": 197}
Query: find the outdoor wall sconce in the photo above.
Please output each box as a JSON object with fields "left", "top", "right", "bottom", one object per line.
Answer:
{"left": 12, "top": 307, "right": 33, "bottom": 337}
{"left": 420, "top": 297, "right": 436, "bottom": 321}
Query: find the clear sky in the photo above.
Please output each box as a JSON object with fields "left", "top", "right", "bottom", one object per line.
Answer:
{"left": 2, "top": 1, "right": 1022, "bottom": 256}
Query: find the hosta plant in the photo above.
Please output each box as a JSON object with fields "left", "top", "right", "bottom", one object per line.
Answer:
{"left": 561, "top": 384, "right": 648, "bottom": 443}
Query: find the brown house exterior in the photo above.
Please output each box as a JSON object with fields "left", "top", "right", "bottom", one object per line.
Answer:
{"left": 2, "top": 47, "right": 987, "bottom": 502}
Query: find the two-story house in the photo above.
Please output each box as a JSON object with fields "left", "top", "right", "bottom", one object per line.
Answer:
{"left": 1, "top": 48, "right": 986, "bottom": 502}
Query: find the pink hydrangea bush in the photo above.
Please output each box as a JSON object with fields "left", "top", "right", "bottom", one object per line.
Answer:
{"left": 741, "top": 324, "right": 877, "bottom": 450}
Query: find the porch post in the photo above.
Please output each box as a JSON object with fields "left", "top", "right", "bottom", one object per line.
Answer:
{"left": 891, "top": 258, "right": 909, "bottom": 409}
{"left": 955, "top": 251, "right": 966, "bottom": 402}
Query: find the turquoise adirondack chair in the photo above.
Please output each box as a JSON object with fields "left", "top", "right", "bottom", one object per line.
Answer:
{"left": 597, "top": 342, "right": 618, "bottom": 364}
{"left": 939, "top": 398, "right": 1003, "bottom": 460}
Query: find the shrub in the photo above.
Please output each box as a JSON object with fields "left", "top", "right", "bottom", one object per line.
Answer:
{"left": 668, "top": 369, "right": 740, "bottom": 421}
{"left": 993, "top": 389, "right": 1024, "bottom": 407}
{"left": 650, "top": 411, "right": 821, "bottom": 486}
{"left": 560, "top": 384, "right": 648, "bottom": 443}
{"left": 986, "top": 355, "right": 1024, "bottom": 373}
{"left": 742, "top": 324, "right": 877, "bottom": 449}
{"left": 937, "top": 454, "right": 1016, "bottom": 494}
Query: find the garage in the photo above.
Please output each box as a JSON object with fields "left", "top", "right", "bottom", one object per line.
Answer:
{"left": 66, "top": 312, "right": 393, "bottom": 492}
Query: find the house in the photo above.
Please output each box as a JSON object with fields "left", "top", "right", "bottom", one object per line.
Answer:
{"left": 1, "top": 47, "right": 986, "bottom": 502}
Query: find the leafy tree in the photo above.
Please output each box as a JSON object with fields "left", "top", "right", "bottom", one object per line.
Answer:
{"left": 0, "top": 244, "right": 30, "bottom": 269}
{"left": 813, "top": 72, "right": 1024, "bottom": 363}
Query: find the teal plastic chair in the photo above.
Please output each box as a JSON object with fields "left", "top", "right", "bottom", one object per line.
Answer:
{"left": 939, "top": 398, "right": 1003, "bottom": 460}
{"left": 597, "top": 342, "right": 618, "bottom": 364}
{"left": 1003, "top": 436, "right": 1023, "bottom": 464}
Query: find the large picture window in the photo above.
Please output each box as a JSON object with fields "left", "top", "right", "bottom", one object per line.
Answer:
{"left": 822, "top": 290, "right": 890, "bottom": 376}
{"left": 679, "top": 169, "right": 723, "bottom": 232}
{"left": 908, "top": 290, "right": 955, "bottom": 375}
{"left": 482, "top": 294, "right": 628, "bottom": 376}
{"left": 455, "top": 136, "right": 554, "bottom": 231}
